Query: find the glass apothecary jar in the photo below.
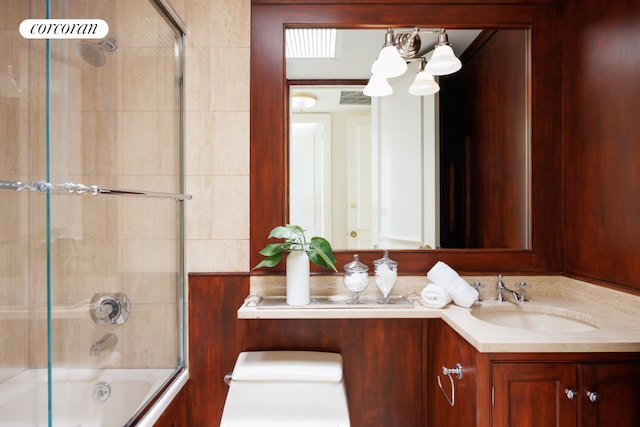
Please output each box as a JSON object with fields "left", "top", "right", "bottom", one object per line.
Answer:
{"left": 373, "top": 250, "right": 398, "bottom": 304}
{"left": 343, "top": 254, "right": 369, "bottom": 304}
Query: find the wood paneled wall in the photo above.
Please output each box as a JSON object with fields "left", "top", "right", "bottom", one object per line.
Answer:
{"left": 440, "top": 29, "right": 529, "bottom": 249}
{"left": 187, "top": 273, "right": 249, "bottom": 426}
{"left": 188, "top": 274, "right": 424, "bottom": 426}
{"left": 563, "top": 0, "right": 640, "bottom": 293}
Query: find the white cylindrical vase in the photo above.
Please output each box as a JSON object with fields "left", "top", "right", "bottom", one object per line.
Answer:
{"left": 286, "top": 250, "right": 310, "bottom": 305}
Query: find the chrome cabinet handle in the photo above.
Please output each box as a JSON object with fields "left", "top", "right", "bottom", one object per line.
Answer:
{"left": 565, "top": 388, "right": 577, "bottom": 400}
{"left": 586, "top": 391, "right": 599, "bottom": 402}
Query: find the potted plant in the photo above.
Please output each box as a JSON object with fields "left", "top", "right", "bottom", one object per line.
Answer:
{"left": 253, "top": 224, "right": 338, "bottom": 305}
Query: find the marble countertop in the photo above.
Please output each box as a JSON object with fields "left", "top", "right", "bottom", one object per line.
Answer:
{"left": 238, "top": 275, "right": 640, "bottom": 353}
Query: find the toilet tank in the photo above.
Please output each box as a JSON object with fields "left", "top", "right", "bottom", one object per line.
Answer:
{"left": 221, "top": 351, "right": 350, "bottom": 426}
{"left": 231, "top": 351, "right": 344, "bottom": 382}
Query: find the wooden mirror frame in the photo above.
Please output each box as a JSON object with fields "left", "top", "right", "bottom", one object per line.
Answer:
{"left": 250, "top": 1, "right": 562, "bottom": 274}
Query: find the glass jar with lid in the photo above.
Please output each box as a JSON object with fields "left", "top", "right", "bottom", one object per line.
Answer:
{"left": 373, "top": 250, "right": 398, "bottom": 304}
{"left": 343, "top": 254, "right": 369, "bottom": 304}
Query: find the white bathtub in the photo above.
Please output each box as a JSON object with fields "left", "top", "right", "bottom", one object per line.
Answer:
{"left": 0, "top": 368, "right": 174, "bottom": 427}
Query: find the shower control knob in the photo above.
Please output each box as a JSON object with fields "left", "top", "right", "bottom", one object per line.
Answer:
{"left": 94, "top": 301, "right": 115, "bottom": 319}
{"left": 90, "top": 293, "right": 131, "bottom": 324}
{"left": 586, "top": 390, "right": 599, "bottom": 402}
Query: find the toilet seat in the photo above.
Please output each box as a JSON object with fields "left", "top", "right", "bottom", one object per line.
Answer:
{"left": 220, "top": 351, "right": 350, "bottom": 426}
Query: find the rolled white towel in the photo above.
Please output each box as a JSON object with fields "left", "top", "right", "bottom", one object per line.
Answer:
{"left": 420, "top": 283, "right": 452, "bottom": 308}
{"left": 426, "top": 261, "right": 460, "bottom": 287}
{"left": 427, "top": 261, "right": 479, "bottom": 308}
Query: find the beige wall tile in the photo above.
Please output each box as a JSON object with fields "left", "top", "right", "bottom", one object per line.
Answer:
{"left": 124, "top": 272, "right": 176, "bottom": 305}
{"left": 123, "top": 48, "right": 175, "bottom": 112}
{"left": 185, "top": 111, "right": 249, "bottom": 176}
{"left": 66, "top": 112, "right": 124, "bottom": 177}
{"left": 0, "top": 241, "right": 29, "bottom": 307}
{"left": 0, "top": 104, "right": 28, "bottom": 175}
{"left": 209, "top": 47, "right": 250, "bottom": 112}
{"left": 185, "top": 175, "right": 215, "bottom": 239}
{"left": 186, "top": 239, "right": 249, "bottom": 273}
{"left": 122, "top": 303, "right": 177, "bottom": 368}
{"left": 185, "top": 175, "right": 249, "bottom": 240}
{"left": 184, "top": 46, "right": 212, "bottom": 112}
{"left": 210, "top": 175, "right": 249, "bottom": 239}
{"left": 184, "top": 0, "right": 250, "bottom": 49}
{"left": 123, "top": 112, "right": 179, "bottom": 177}
{"left": 122, "top": 239, "right": 178, "bottom": 274}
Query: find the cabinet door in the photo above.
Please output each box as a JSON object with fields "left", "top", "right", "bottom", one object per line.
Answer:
{"left": 427, "top": 320, "right": 478, "bottom": 427}
{"left": 492, "top": 363, "right": 577, "bottom": 427}
{"left": 580, "top": 363, "right": 640, "bottom": 427}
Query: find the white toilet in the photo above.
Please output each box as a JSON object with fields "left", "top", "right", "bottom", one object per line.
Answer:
{"left": 220, "top": 351, "right": 351, "bottom": 426}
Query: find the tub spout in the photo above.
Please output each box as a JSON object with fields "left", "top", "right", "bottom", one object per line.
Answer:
{"left": 90, "top": 333, "right": 118, "bottom": 356}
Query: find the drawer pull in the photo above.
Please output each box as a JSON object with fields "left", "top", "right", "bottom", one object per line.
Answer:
{"left": 565, "top": 388, "right": 577, "bottom": 400}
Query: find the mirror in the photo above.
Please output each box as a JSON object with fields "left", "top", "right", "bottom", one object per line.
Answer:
{"left": 250, "top": 2, "right": 563, "bottom": 273}
{"left": 287, "top": 28, "right": 530, "bottom": 250}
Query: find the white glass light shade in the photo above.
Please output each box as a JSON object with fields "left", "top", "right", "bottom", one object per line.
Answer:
{"left": 409, "top": 72, "right": 440, "bottom": 96}
{"left": 363, "top": 74, "right": 393, "bottom": 97}
{"left": 290, "top": 93, "right": 317, "bottom": 111}
{"left": 424, "top": 45, "right": 462, "bottom": 76}
{"left": 371, "top": 45, "right": 408, "bottom": 78}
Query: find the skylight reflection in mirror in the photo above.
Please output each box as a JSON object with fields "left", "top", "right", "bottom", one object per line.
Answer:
{"left": 286, "top": 28, "right": 338, "bottom": 59}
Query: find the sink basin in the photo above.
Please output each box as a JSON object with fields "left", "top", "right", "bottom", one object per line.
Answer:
{"left": 471, "top": 305, "right": 600, "bottom": 333}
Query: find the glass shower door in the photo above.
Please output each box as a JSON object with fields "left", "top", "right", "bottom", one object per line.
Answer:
{"left": 0, "top": 0, "right": 187, "bottom": 425}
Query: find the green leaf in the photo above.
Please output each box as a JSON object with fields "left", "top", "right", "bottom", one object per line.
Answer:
{"left": 252, "top": 252, "right": 284, "bottom": 270}
{"left": 307, "top": 237, "right": 338, "bottom": 272}
{"left": 259, "top": 242, "right": 292, "bottom": 256}
{"left": 268, "top": 225, "right": 305, "bottom": 243}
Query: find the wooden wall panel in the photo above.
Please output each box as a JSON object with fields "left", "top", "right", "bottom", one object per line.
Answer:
{"left": 563, "top": 0, "right": 640, "bottom": 292}
{"left": 238, "top": 318, "right": 425, "bottom": 427}
{"left": 187, "top": 273, "right": 249, "bottom": 426}
{"left": 188, "top": 273, "right": 423, "bottom": 426}
{"left": 440, "top": 29, "right": 528, "bottom": 249}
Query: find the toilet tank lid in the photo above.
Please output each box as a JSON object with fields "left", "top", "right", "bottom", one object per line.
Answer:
{"left": 231, "top": 351, "right": 343, "bottom": 382}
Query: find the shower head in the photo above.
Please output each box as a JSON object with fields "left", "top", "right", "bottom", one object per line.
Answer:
{"left": 77, "top": 38, "right": 117, "bottom": 67}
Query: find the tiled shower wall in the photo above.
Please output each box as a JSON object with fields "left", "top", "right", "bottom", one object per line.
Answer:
{"left": 1, "top": 0, "right": 207, "bottom": 377}
{"left": 0, "top": 0, "right": 30, "bottom": 382}
{"left": 0, "top": 0, "right": 249, "bottom": 379}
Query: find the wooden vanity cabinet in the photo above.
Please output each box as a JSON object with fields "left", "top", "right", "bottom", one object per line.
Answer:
{"left": 491, "top": 362, "right": 577, "bottom": 427}
{"left": 578, "top": 362, "right": 640, "bottom": 427}
{"left": 428, "top": 320, "right": 640, "bottom": 427}
{"left": 426, "top": 320, "right": 480, "bottom": 426}
{"left": 491, "top": 361, "right": 640, "bottom": 427}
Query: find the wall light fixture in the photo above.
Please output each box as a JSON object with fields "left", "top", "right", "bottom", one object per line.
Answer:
{"left": 364, "top": 28, "right": 462, "bottom": 97}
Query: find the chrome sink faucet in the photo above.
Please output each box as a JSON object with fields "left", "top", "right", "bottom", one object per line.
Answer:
{"left": 496, "top": 274, "right": 521, "bottom": 302}
{"left": 90, "top": 333, "right": 118, "bottom": 356}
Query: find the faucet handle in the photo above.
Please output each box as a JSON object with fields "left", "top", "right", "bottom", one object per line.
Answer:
{"left": 471, "top": 282, "right": 485, "bottom": 301}
{"left": 517, "top": 282, "right": 531, "bottom": 301}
